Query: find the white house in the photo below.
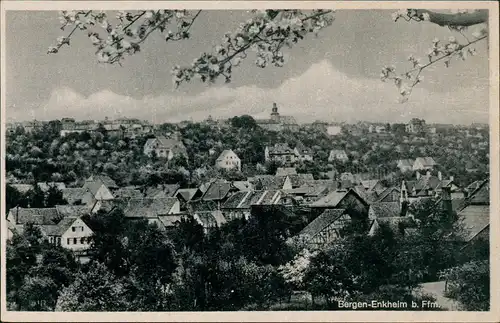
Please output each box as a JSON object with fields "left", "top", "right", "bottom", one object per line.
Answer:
{"left": 44, "top": 217, "right": 94, "bottom": 252}
{"left": 215, "top": 149, "right": 241, "bottom": 171}
{"left": 264, "top": 143, "right": 297, "bottom": 164}
{"left": 328, "top": 149, "right": 349, "bottom": 163}
{"left": 143, "top": 136, "right": 188, "bottom": 160}
{"left": 327, "top": 125, "right": 342, "bottom": 136}
{"left": 294, "top": 146, "right": 314, "bottom": 162}
{"left": 412, "top": 157, "right": 437, "bottom": 171}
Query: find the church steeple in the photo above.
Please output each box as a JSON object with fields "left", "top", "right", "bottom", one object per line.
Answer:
{"left": 270, "top": 102, "right": 280, "bottom": 121}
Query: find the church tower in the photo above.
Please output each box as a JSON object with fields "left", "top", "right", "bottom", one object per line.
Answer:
{"left": 270, "top": 102, "right": 280, "bottom": 122}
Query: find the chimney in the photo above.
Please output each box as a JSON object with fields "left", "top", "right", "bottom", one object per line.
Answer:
{"left": 441, "top": 187, "right": 453, "bottom": 216}
{"left": 449, "top": 175, "right": 454, "bottom": 182}
{"left": 416, "top": 172, "right": 421, "bottom": 180}
{"left": 438, "top": 171, "right": 442, "bottom": 181}
{"left": 426, "top": 171, "right": 431, "bottom": 178}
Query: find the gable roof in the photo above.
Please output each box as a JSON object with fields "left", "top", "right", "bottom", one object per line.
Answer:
{"left": 188, "top": 200, "right": 219, "bottom": 212}
{"left": 415, "top": 157, "right": 437, "bottom": 167}
{"left": 222, "top": 191, "right": 251, "bottom": 209}
{"left": 9, "top": 207, "right": 63, "bottom": 225}
{"left": 144, "top": 184, "right": 180, "bottom": 199}
{"left": 55, "top": 205, "right": 92, "bottom": 218}
{"left": 254, "top": 175, "right": 288, "bottom": 190}
{"left": 397, "top": 159, "right": 414, "bottom": 167}
{"left": 232, "top": 181, "right": 253, "bottom": 191}
{"left": 267, "top": 143, "right": 295, "bottom": 155}
{"left": 361, "top": 180, "right": 381, "bottom": 191}
{"left": 62, "top": 188, "right": 88, "bottom": 204}
{"left": 175, "top": 188, "right": 202, "bottom": 202}
{"left": 41, "top": 217, "right": 84, "bottom": 237}
{"left": 310, "top": 190, "right": 349, "bottom": 208}
{"left": 369, "top": 202, "right": 401, "bottom": 218}
{"left": 458, "top": 205, "right": 489, "bottom": 241}
{"left": 10, "top": 184, "right": 34, "bottom": 194}
{"left": 299, "top": 209, "right": 348, "bottom": 238}
{"left": 216, "top": 149, "right": 239, "bottom": 161}
{"left": 158, "top": 215, "right": 183, "bottom": 228}
{"left": 86, "top": 175, "right": 118, "bottom": 189}
{"left": 375, "top": 187, "right": 400, "bottom": 202}
{"left": 467, "top": 179, "right": 489, "bottom": 205}
{"left": 113, "top": 188, "right": 143, "bottom": 199}
{"left": 202, "top": 181, "right": 234, "bottom": 201}
{"left": 123, "top": 198, "right": 179, "bottom": 218}
{"left": 82, "top": 181, "right": 108, "bottom": 196}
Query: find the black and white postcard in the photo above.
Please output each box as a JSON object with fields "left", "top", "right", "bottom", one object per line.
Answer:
{"left": 1, "top": 1, "right": 499, "bottom": 322}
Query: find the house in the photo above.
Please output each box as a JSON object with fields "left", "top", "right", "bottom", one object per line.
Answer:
{"left": 193, "top": 211, "right": 227, "bottom": 234}
{"left": 400, "top": 171, "right": 461, "bottom": 204}
{"left": 6, "top": 205, "right": 94, "bottom": 259}
{"left": 7, "top": 207, "right": 63, "bottom": 227}
{"left": 294, "top": 145, "right": 314, "bottom": 162}
{"left": 265, "top": 143, "right": 297, "bottom": 164}
{"left": 43, "top": 217, "right": 94, "bottom": 253}
{"left": 221, "top": 190, "right": 282, "bottom": 221}
{"left": 282, "top": 185, "right": 330, "bottom": 204}
{"left": 297, "top": 209, "right": 352, "bottom": 248}
{"left": 143, "top": 135, "right": 188, "bottom": 160}
{"left": 215, "top": 149, "right": 241, "bottom": 171}
{"left": 174, "top": 188, "right": 204, "bottom": 211}
{"left": 368, "top": 202, "right": 402, "bottom": 219}
{"left": 82, "top": 180, "right": 114, "bottom": 203}
{"left": 406, "top": 118, "right": 426, "bottom": 133}
{"left": 256, "top": 103, "right": 299, "bottom": 132}
{"left": 122, "top": 197, "right": 181, "bottom": 229}
{"left": 62, "top": 188, "right": 90, "bottom": 205}
{"left": 250, "top": 175, "right": 292, "bottom": 190}
{"left": 200, "top": 180, "right": 239, "bottom": 209}
{"left": 360, "top": 180, "right": 386, "bottom": 195}
{"left": 288, "top": 174, "right": 315, "bottom": 189}
{"left": 144, "top": 184, "right": 180, "bottom": 199}
{"left": 397, "top": 159, "right": 415, "bottom": 173}
{"left": 375, "top": 187, "right": 401, "bottom": 203}
{"left": 328, "top": 149, "right": 349, "bottom": 163}
{"left": 412, "top": 157, "right": 437, "bottom": 171}
{"left": 310, "top": 189, "right": 369, "bottom": 217}
{"left": 175, "top": 188, "right": 203, "bottom": 203}
{"left": 326, "top": 125, "right": 342, "bottom": 136}
{"left": 113, "top": 188, "right": 143, "bottom": 200}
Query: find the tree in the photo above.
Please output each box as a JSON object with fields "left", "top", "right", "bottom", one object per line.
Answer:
{"left": 45, "top": 185, "right": 68, "bottom": 207}
{"left": 55, "top": 262, "right": 129, "bottom": 311}
{"left": 49, "top": 9, "right": 488, "bottom": 101}
{"left": 27, "top": 184, "right": 46, "bottom": 208}
{"left": 230, "top": 115, "right": 257, "bottom": 129}
{"left": 441, "top": 260, "right": 489, "bottom": 311}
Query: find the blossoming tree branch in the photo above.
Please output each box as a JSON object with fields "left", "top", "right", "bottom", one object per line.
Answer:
{"left": 48, "top": 9, "right": 488, "bottom": 102}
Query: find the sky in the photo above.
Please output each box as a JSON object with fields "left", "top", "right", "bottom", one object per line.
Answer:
{"left": 5, "top": 9, "right": 490, "bottom": 124}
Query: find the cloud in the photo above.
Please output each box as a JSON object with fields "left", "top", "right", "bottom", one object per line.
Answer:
{"left": 8, "top": 60, "right": 488, "bottom": 124}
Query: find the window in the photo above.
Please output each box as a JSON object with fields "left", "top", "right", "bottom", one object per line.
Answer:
{"left": 72, "top": 227, "right": 76, "bottom": 232}
{"left": 80, "top": 237, "right": 85, "bottom": 244}
{"left": 73, "top": 238, "right": 77, "bottom": 245}
{"left": 57, "top": 237, "right": 61, "bottom": 246}
{"left": 67, "top": 238, "right": 71, "bottom": 245}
